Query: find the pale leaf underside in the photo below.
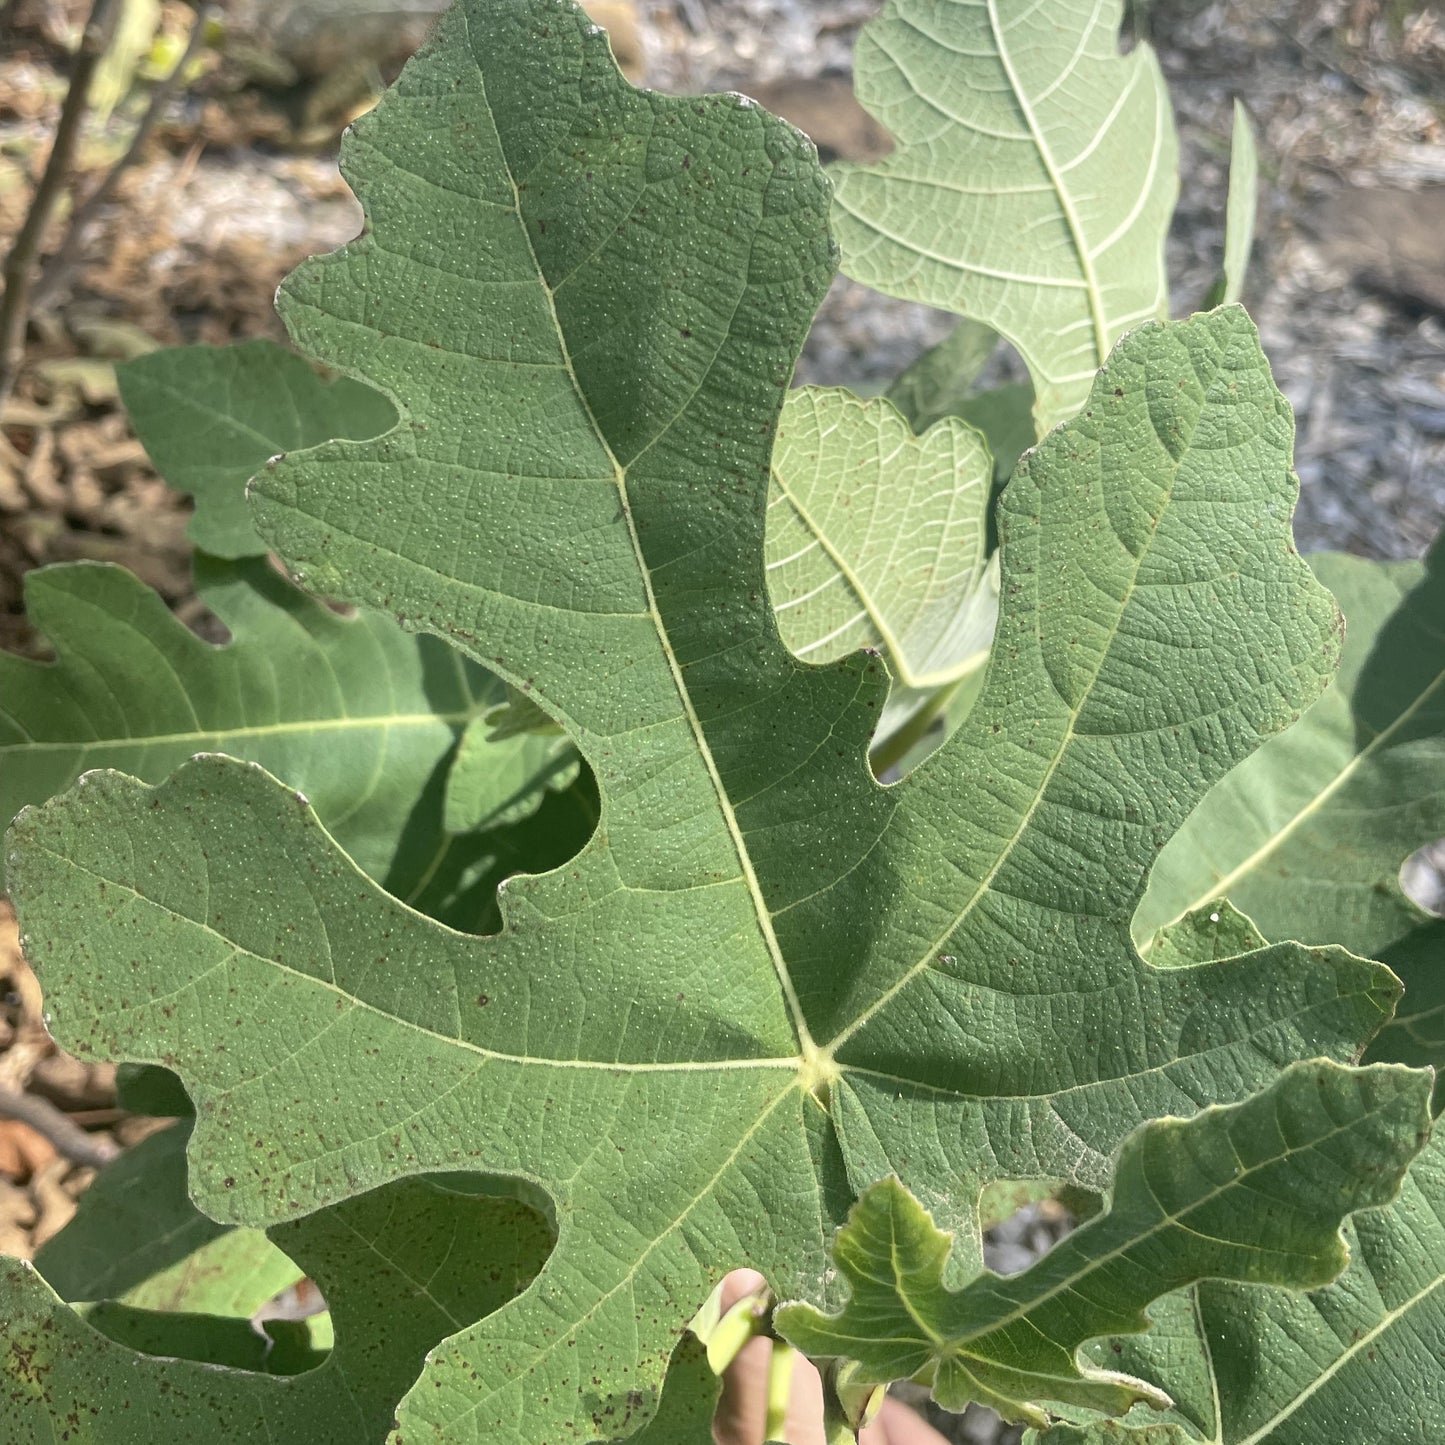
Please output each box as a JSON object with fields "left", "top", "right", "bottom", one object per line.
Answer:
{"left": 767, "top": 386, "right": 995, "bottom": 687}
{"left": 831, "top": 0, "right": 1179, "bottom": 432}
{"left": 1220, "top": 100, "right": 1259, "bottom": 307}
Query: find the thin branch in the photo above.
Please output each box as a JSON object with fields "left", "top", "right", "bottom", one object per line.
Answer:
{"left": 0, "top": 0, "right": 122, "bottom": 414}
{"left": 34, "top": 4, "right": 216, "bottom": 311}
{"left": 0, "top": 1086, "right": 119, "bottom": 1170}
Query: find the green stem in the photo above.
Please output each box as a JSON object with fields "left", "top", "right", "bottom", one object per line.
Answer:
{"left": 870, "top": 674, "right": 965, "bottom": 779}
{"left": 765, "top": 1339, "right": 798, "bottom": 1441}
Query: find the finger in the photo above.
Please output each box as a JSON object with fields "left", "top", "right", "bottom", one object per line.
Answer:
{"left": 779, "top": 1347, "right": 827, "bottom": 1445}
{"left": 712, "top": 1333, "right": 774, "bottom": 1445}
{"left": 717, "top": 1268, "right": 768, "bottom": 1313}
{"left": 863, "top": 1396, "right": 954, "bottom": 1445}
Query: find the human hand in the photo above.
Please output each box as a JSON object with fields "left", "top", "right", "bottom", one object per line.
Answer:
{"left": 710, "top": 1270, "right": 951, "bottom": 1445}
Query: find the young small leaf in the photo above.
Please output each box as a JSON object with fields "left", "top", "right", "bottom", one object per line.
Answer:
{"left": 767, "top": 387, "right": 995, "bottom": 686}
{"left": 832, "top": 0, "right": 1178, "bottom": 431}
{"left": 118, "top": 339, "right": 396, "bottom": 559}
{"left": 884, "top": 331, "right": 1036, "bottom": 487}
{"left": 776, "top": 1062, "right": 1432, "bottom": 1428}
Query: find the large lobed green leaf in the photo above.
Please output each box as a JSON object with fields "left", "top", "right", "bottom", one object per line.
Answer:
{"left": 1034, "top": 1125, "right": 1445, "bottom": 1445}
{"left": 2, "top": 2, "right": 1405, "bottom": 1440}
{"left": 831, "top": 0, "right": 1178, "bottom": 432}
{"left": 1032, "top": 910, "right": 1445, "bottom": 1445}
{"left": 777, "top": 1062, "right": 1431, "bottom": 1427}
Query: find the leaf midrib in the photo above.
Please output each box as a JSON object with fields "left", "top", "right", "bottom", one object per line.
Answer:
{"left": 826, "top": 417, "right": 1184, "bottom": 1057}
{"left": 987, "top": 0, "right": 1110, "bottom": 371}
{"left": 476, "top": 17, "right": 819, "bottom": 1062}
{"left": 0, "top": 710, "right": 475, "bottom": 755}
{"left": 438, "top": 1082, "right": 801, "bottom": 1436}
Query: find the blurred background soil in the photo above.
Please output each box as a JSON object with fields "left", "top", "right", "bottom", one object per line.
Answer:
{"left": 0, "top": 2, "right": 1441, "bottom": 1438}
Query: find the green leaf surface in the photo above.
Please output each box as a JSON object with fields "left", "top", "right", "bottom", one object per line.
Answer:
{"left": 777, "top": 1061, "right": 1431, "bottom": 1427}
{"left": 885, "top": 330, "right": 1036, "bottom": 487}
{"left": 1037, "top": 1122, "right": 1445, "bottom": 1444}
{"left": 767, "top": 387, "right": 995, "bottom": 686}
{"left": 117, "top": 339, "right": 396, "bottom": 559}
{"left": 1146, "top": 901, "right": 1270, "bottom": 972}
{"left": 629, "top": 1334, "right": 723, "bottom": 1445}
{"left": 0, "top": 555, "right": 484, "bottom": 896}
{"left": 1220, "top": 100, "right": 1258, "bottom": 307}
{"left": 410, "top": 768, "right": 600, "bottom": 933}
{"left": 32, "top": 1123, "right": 274, "bottom": 1311}
{"left": 885, "top": 320, "right": 1001, "bottom": 431}
{"left": 5, "top": 2, "right": 1393, "bottom": 1439}
{"left": 832, "top": 0, "right": 1178, "bottom": 432}
{"left": 114, "top": 1061, "right": 194, "bottom": 1117}
{"left": 445, "top": 706, "right": 581, "bottom": 833}
{"left": 1136, "top": 546, "right": 1445, "bottom": 964}
{"left": 1035, "top": 899, "right": 1445, "bottom": 1443}
{"left": 953, "top": 383, "right": 1037, "bottom": 486}
{"left": 1368, "top": 921, "right": 1445, "bottom": 1086}
{"left": 1, "top": 1174, "right": 552, "bottom": 1443}
{"left": 33, "top": 1121, "right": 245, "bottom": 1317}
{"left": 78, "top": 1302, "right": 327, "bottom": 1376}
